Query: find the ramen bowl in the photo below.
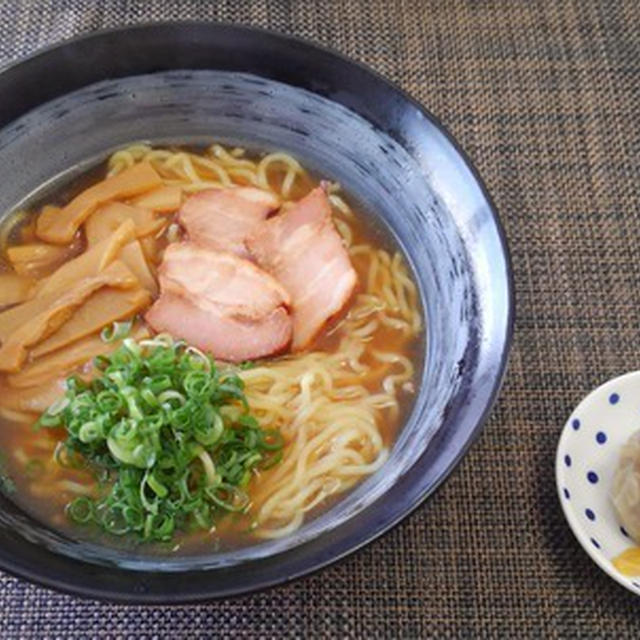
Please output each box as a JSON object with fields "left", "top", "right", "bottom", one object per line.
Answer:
{"left": 0, "top": 23, "right": 513, "bottom": 602}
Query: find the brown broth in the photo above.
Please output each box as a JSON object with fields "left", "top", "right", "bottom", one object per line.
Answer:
{"left": 0, "top": 146, "right": 423, "bottom": 554}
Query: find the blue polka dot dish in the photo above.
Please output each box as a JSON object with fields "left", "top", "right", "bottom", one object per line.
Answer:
{"left": 557, "top": 371, "right": 640, "bottom": 596}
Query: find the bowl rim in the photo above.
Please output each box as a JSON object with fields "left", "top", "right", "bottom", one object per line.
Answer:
{"left": 0, "top": 21, "right": 515, "bottom": 603}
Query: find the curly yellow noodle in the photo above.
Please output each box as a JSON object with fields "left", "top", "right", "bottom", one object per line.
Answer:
{"left": 209, "top": 144, "right": 256, "bottom": 168}
{"left": 333, "top": 217, "right": 353, "bottom": 246}
{"left": 256, "top": 152, "right": 303, "bottom": 198}
{"left": 328, "top": 192, "right": 355, "bottom": 219}
{"left": 102, "top": 142, "right": 423, "bottom": 538}
{"left": 225, "top": 167, "right": 260, "bottom": 185}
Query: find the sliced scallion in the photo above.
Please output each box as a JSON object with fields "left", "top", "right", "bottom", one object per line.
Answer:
{"left": 100, "top": 320, "right": 133, "bottom": 343}
{"left": 38, "top": 335, "right": 283, "bottom": 543}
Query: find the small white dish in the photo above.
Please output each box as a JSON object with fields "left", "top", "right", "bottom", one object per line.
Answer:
{"left": 556, "top": 370, "right": 640, "bottom": 595}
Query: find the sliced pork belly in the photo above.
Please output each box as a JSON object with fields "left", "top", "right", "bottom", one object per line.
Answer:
{"left": 146, "top": 242, "right": 292, "bottom": 361}
{"left": 158, "top": 243, "right": 290, "bottom": 319}
{"left": 146, "top": 294, "right": 292, "bottom": 363}
{"left": 178, "top": 187, "right": 280, "bottom": 257}
{"left": 246, "top": 187, "right": 357, "bottom": 350}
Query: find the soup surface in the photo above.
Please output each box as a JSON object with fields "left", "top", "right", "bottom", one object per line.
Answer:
{"left": 0, "top": 143, "right": 422, "bottom": 553}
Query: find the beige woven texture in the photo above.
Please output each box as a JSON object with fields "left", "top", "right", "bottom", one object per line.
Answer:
{"left": 1, "top": 1, "right": 639, "bottom": 637}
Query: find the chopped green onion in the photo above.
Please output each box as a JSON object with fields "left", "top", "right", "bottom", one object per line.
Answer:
{"left": 78, "top": 421, "right": 102, "bottom": 443}
{"left": 183, "top": 345, "right": 211, "bottom": 371}
{"left": 66, "top": 496, "right": 94, "bottom": 524}
{"left": 39, "top": 336, "right": 282, "bottom": 543}
{"left": 100, "top": 320, "right": 133, "bottom": 343}
{"left": 101, "top": 505, "right": 130, "bottom": 535}
{"left": 36, "top": 412, "right": 62, "bottom": 428}
{"left": 183, "top": 371, "right": 212, "bottom": 398}
{"left": 122, "top": 504, "right": 144, "bottom": 529}
{"left": 146, "top": 471, "right": 168, "bottom": 498}
{"left": 140, "top": 388, "right": 159, "bottom": 408}
{"left": 96, "top": 390, "right": 123, "bottom": 413}
{"left": 260, "top": 429, "right": 285, "bottom": 451}
{"left": 122, "top": 338, "right": 141, "bottom": 357}
{"left": 196, "top": 449, "right": 218, "bottom": 487}
{"left": 157, "top": 390, "right": 186, "bottom": 406}
{"left": 54, "top": 442, "right": 88, "bottom": 470}
{"left": 205, "top": 483, "right": 250, "bottom": 512}
{"left": 46, "top": 396, "right": 70, "bottom": 416}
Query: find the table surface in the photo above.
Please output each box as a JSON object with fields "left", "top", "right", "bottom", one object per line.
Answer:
{"left": 1, "top": 0, "right": 639, "bottom": 636}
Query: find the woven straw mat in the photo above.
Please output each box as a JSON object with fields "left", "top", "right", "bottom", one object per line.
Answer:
{"left": 0, "top": 1, "right": 639, "bottom": 637}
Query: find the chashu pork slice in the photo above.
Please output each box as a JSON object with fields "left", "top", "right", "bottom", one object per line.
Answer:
{"left": 246, "top": 187, "right": 357, "bottom": 350}
{"left": 145, "top": 242, "right": 292, "bottom": 362}
{"left": 178, "top": 187, "right": 280, "bottom": 258}
{"left": 146, "top": 294, "right": 292, "bottom": 364}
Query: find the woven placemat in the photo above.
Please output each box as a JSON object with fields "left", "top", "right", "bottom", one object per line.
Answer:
{"left": 1, "top": 0, "right": 639, "bottom": 636}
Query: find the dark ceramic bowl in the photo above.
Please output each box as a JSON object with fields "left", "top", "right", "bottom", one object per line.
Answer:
{"left": 0, "top": 23, "right": 513, "bottom": 602}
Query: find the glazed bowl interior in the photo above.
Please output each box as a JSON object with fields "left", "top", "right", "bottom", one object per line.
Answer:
{"left": 0, "top": 24, "right": 512, "bottom": 600}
